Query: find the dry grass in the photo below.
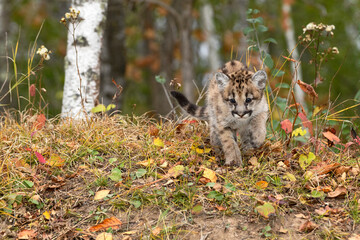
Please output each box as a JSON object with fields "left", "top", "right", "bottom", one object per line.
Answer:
{"left": 0, "top": 111, "right": 359, "bottom": 239}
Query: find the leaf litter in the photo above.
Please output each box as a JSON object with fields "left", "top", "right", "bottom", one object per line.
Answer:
{"left": 0, "top": 113, "right": 359, "bottom": 239}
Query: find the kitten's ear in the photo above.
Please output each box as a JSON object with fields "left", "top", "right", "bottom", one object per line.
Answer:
{"left": 252, "top": 70, "right": 267, "bottom": 90}
{"left": 215, "top": 72, "right": 230, "bottom": 91}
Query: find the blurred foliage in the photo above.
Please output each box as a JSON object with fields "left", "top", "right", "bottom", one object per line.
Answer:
{"left": 2, "top": 0, "right": 360, "bottom": 118}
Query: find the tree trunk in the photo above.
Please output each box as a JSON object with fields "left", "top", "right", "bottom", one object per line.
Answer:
{"left": 100, "top": 0, "right": 126, "bottom": 110}
{"left": 177, "top": 0, "right": 195, "bottom": 102}
{"left": 200, "top": 3, "right": 220, "bottom": 72}
{"left": 0, "top": 0, "right": 10, "bottom": 111}
{"left": 282, "top": 0, "right": 305, "bottom": 106}
{"left": 61, "top": 0, "right": 108, "bottom": 118}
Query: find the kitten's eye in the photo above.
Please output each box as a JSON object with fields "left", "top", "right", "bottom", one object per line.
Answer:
{"left": 245, "top": 98, "right": 252, "bottom": 103}
{"left": 229, "top": 99, "right": 236, "bottom": 104}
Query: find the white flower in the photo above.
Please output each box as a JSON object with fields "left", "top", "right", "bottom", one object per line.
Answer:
{"left": 303, "top": 22, "right": 316, "bottom": 33}
{"left": 331, "top": 47, "right": 339, "bottom": 54}
{"left": 65, "top": 13, "right": 71, "bottom": 19}
{"left": 325, "top": 25, "right": 335, "bottom": 32}
{"left": 37, "top": 45, "right": 51, "bottom": 61}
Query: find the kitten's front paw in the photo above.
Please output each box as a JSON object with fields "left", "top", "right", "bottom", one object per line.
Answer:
{"left": 224, "top": 149, "right": 243, "bottom": 167}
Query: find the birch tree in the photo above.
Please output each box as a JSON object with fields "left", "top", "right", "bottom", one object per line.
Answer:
{"left": 200, "top": 3, "right": 220, "bottom": 72}
{"left": 0, "top": 0, "right": 9, "bottom": 110}
{"left": 282, "top": 0, "right": 305, "bottom": 106}
{"left": 61, "top": 0, "right": 108, "bottom": 118}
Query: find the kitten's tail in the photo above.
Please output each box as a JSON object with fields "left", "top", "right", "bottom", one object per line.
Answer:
{"left": 171, "top": 91, "right": 208, "bottom": 120}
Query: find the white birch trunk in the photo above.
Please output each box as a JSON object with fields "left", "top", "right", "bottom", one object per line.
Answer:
{"left": 200, "top": 4, "right": 220, "bottom": 72}
{"left": 61, "top": 0, "right": 108, "bottom": 118}
{"left": 282, "top": 0, "right": 305, "bottom": 107}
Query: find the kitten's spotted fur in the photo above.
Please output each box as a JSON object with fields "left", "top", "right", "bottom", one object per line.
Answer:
{"left": 171, "top": 60, "right": 268, "bottom": 166}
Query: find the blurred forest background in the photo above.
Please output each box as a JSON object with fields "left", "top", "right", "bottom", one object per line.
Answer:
{"left": 0, "top": 0, "right": 359, "bottom": 117}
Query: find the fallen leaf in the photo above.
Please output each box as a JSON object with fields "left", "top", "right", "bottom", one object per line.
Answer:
{"left": 191, "top": 204, "right": 203, "bottom": 214}
{"left": 299, "top": 152, "right": 315, "bottom": 170}
{"left": 297, "top": 79, "right": 318, "bottom": 99}
{"left": 46, "top": 154, "right": 65, "bottom": 167}
{"left": 153, "top": 137, "right": 164, "bottom": 147}
{"left": 280, "top": 119, "right": 293, "bottom": 134}
{"left": 313, "top": 162, "right": 340, "bottom": 175}
{"left": 255, "top": 181, "right": 268, "bottom": 189}
{"left": 168, "top": 165, "right": 184, "bottom": 178}
{"left": 148, "top": 126, "right": 159, "bottom": 137}
{"left": 283, "top": 173, "right": 296, "bottom": 182}
{"left": 322, "top": 131, "right": 340, "bottom": 144}
{"left": 279, "top": 226, "right": 288, "bottom": 234}
{"left": 202, "top": 168, "right": 217, "bottom": 183}
{"left": 151, "top": 227, "right": 162, "bottom": 236}
{"left": 255, "top": 202, "right": 276, "bottom": 219}
{"left": 316, "top": 186, "right": 332, "bottom": 193}
{"left": 215, "top": 205, "right": 227, "bottom": 211}
{"left": 249, "top": 157, "right": 259, "bottom": 167}
{"left": 96, "top": 232, "right": 113, "bottom": 240}
{"left": 94, "top": 190, "right": 110, "bottom": 200}
{"left": 34, "top": 151, "right": 46, "bottom": 164}
{"left": 295, "top": 213, "right": 307, "bottom": 219}
{"left": 18, "top": 229, "right": 37, "bottom": 239}
{"left": 349, "top": 234, "right": 360, "bottom": 240}
{"left": 299, "top": 220, "right": 318, "bottom": 232}
{"left": 43, "top": 211, "right": 51, "bottom": 220}
{"left": 32, "top": 114, "right": 46, "bottom": 130}
{"left": 327, "top": 186, "right": 347, "bottom": 198}
{"left": 137, "top": 158, "right": 155, "bottom": 167}
{"left": 298, "top": 112, "right": 313, "bottom": 135}
{"left": 122, "top": 230, "right": 137, "bottom": 235}
{"left": 89, "top": 216, "right": 122, "bottom": 232}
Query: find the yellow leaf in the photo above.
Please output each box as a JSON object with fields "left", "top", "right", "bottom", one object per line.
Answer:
{"left": 202, "top": 168, "right": 217, "bottom": 183}
{"left": 43, "top": 211, "right": 51, "bottom": 220}
{"left": 154, "top": 137, "right": 164, "bottom": 147}
{"left": 292, "top": 127, "right": 307, "bottom": 137}
{"left": 137, "top": 158, "right": 155, "bottom": 167}
{"left": 168, "top": 165, "right": 184, "bottom": 178}
{"left": 46, "top": 154, "right": 65, "bottom": 167}
{"left": 96, "top": 232, "right": 113, "bottom": 240}
{"left": 255, "top": 181, "right": 268, "bottom": 189}
{"left": 283, "top": 173, "right": 296, "bottom": 182}
{"left": 191, "top": 144, "right": 211, "bottom": 154}
{"left": 94, "top": 190, "right": 110, "bottom": 200}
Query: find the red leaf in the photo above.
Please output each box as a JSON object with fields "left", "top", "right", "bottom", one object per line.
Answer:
{"left": 280, "top": 119, "right": 292, "bottom": 134}
{"left": 33, "top": 114, "right": 46, "bottom": 130}
{"left": 323, "top": 131, "right": 340, "bottom": 144}
{"left": 297, "top": 80, "right": 318, "bottom": 99}
{"left": 298, "top": 112, "right": 313, "bottom": 135}
{"left": 29, "top": 84, "right": 36, "bottom": 97}
{"left": 35, "top": 151, "right": 46, "bottom": 164}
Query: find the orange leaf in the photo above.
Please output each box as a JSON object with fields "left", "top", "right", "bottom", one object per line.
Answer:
{"left": 215, "top": 205, "right": 227, "bottom": 211}
{"left": 33, "top": 114, "right": 46, "bottom": 130}
{"left": 322, "top": 131, "right": 340, "bottom": 143}
{"left": 255, "top": 181, "right": 268, "bottom": 189}
{"left": 297, "top": 80, "right": 318, "bottom": 99}
{"left": 18, "top": 229, "right": 37, "bottom": 239}
{"left": 280, "top": 119, "right": 292, "bottom": 134}
{"left": 89, "top": 216, "right": 122, "bottom": 232}
{"left": 299, "top": 220, "right": 318, "bottom": 232}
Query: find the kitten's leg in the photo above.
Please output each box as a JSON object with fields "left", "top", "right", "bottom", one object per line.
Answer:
{"left": 240, "top": 112, "right": 268, "bottom": 151}
{"left": 217, "top": 126, "right": 242, "bottom": 166}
